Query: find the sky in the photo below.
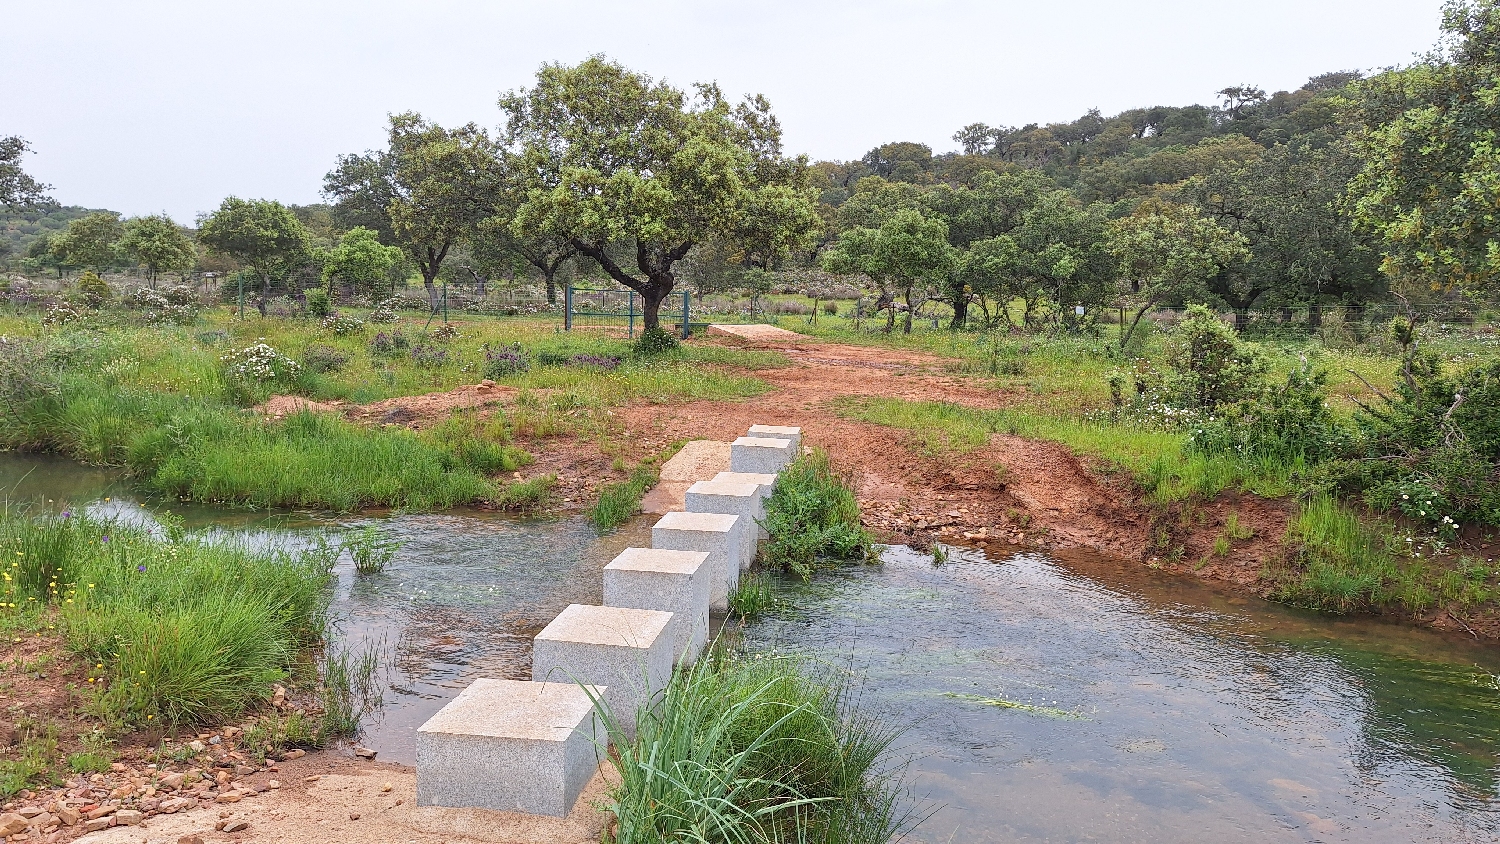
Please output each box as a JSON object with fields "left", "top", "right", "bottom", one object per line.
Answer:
{"left": 2, "top": 0, "right": 1445, "bottom": 221}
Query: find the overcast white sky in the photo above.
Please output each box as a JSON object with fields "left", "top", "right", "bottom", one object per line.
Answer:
{"left": 2, "top": 0, "right": 1444, "bottom": 221}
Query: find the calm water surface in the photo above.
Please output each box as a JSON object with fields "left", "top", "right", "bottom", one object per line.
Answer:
{"left": 6, "top": 454, "right": 1500, "bottom": 842}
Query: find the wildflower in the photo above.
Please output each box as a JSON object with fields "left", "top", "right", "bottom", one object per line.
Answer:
{"left": 102, "top": 536, "right": 110, "bottom": 542}
{"left": 136, "top": 565, "right": 146, "bottom": 572}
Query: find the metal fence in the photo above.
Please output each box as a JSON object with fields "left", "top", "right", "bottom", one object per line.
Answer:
{"left": 564, "top": 286, "right": 693, "bottom": 338}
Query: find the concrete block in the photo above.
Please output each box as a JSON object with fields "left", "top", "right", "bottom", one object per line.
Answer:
{"left": 748, "top": 425, "right": 801, "bottom": 451}
{"left": 730, "top": 436, "right": 797, "bottom": 474}
{"left": 532, "top": 604, "right": 674, "bottom": 741}
{"left": 603, "top": 548, "right": 711, "bottom": 664}
{"left": 416, "top": 678, "right": 604, "bottom": 817}
{"left": 714, "top": 471, "right": 777, "bottom": 539}
{"left": 684, "top": 481, "right": 763, "bottom": 569}
{"left": 652, "top": 511, "right": 742, "bottom": 610}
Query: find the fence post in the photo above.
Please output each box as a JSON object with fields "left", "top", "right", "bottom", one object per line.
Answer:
{"left": 237, "top": 275, "right": 244, "bottom": 320}
{"left": 442, "top": 282, "right": 448, "bottom": 323}
{"left": 628, "top": 291, "right": 637, "bottom": 339}
{"left": 681, "top": 291, "right": 690, "bottom": 339}
{"left": 564, "top": 285, "right": 573, "bottom": 331}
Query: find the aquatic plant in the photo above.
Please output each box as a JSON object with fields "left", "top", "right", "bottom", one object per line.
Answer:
{"left": 597, "top": 649, "right": 910, "bottom": 844}
{"left": 728, "top": 571, "right": 776, "bottom": 620}
{"left": 342, "top": 525, "right": 400, "bottom": 574}
{"left": 761, "top": 449, "right": 875, "bottom": 579}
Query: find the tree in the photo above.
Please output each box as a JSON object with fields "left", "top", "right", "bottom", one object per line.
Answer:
{"left": 1344, "top": 0, "right": 1500, "bottom": 291}
{"left": 49, "top": 212, "right": 123, "bottom": 273}
{"left": 325, "top": 113, "right": 499, "bottom": 311}
{"left": 1107, "top": 203, "right": 1249, "bottom": 348}
{"left": 322, "top": 226, "right": 402, "bottom": 297}
{"left": 1196, "top": 139, "right": 1382, "bottom": 329}
{"left": 500, "top": 57, "right": 818, "bottom": 331}
{"left": 119, "top": 214, "right": 196, "bottom": 285}
{"left": 822, "top": 208, "right": 956, "bottom": 333}
{"left": 197, "top": 198, "right": 312, "bottom": 317}
{"left": 0, "top": 136, "right": 51, "bottom": 210}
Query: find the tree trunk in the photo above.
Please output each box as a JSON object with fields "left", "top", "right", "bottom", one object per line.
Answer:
{"left": 640, "top": 285, "right": 669, "bottom": 331}
{"left": 949, "top": 291, "right": 968, "bottom": 330}
{"left": 545, "top": 273, "right": 557, "bottom": 305}
{"left": 1119, "top": 298, "right": 1159, "bottom": 349}
{"left": 256, "top": 270, "right": 271, "bottom": 318}
{"left": 422, "top": 271, "right": 440, "bottom": 313}
{"left": 902, "top": 285, "right": 914, "bottom": 334}
{"left": 1234, "top": 308, "right": 1250, "bottom": 332}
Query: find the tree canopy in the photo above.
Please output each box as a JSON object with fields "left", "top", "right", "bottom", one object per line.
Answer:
{"left": 197, "top": 198, "right": 312, "bottom": 315}
{"left": 119, "top": 214, "right": 196, "bottom": 284}
{"left": 499, "top": 56, "right": 820, "bottom": 330}
{"left": 0, "top": 136, "right": 51, "bottom": 210}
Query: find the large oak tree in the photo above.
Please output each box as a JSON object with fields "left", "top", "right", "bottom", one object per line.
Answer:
{"left": 498, "top": 57, "right": 818, "bottom": 331}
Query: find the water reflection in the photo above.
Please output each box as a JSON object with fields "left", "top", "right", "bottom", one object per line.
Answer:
{"left": 740, "top": 545, "right": 1500, "bottom": 843}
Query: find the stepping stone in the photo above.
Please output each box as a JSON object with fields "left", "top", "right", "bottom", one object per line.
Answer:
{"left": 416, "top": 678, "right": 604, "bottom": 817}
{"left": 730, "top": 436, "right": 797, "bottom": 474}
{"left": 603, "top": 548, "right": 711, "bottom": 664}
{"left": 748, "top": 425, "right": 801, "bottom": 451}
{"left": 532, "top": 604, "right": 674, "bottom": 741}
{"left": 684, "top": 481, "right": 763, "bottom": 570}
{"left": 652, "top": 511, "right": 743, "bottom": 610}
{"left": 714, "top": 471, "right": 777, "bottom": 539}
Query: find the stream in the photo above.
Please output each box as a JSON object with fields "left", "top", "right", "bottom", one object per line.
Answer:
{"left": 5, "top": 453, "right": 1500, "bottom": 842}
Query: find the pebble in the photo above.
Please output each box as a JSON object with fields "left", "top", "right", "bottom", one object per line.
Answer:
{"left": 53, "top": 805, "right": 79, "bottom": 826}
{"left": 0, "top": 813, "right": 28, "bottom": 837}
{"left": 353, "top": 746, "right": 377, "bottom": 759}
{"left": 282, "top": 749, "right": 306, "bottom": 760}
{"left": 380, "top": 782, "right": 392, "bottom": 793}
{"left": 178, "top": 836, "right": 205, "bottom": 844}
{"left": 15, "top": 807, "right": 42, "bottom": 819}
{"left": 348, "top": 812, "right": 361, "bottom": 821}
{"left": 160, "top": 772, "right": 185, "bottom": 790}
{"left": 84, "top": 817, "right": 112, "bottom": 833}
{"left": 223, "top": 820, "right": 249, "bottom": 833}
{"left": 215, "top": 792, "right": 243, "bottom": 804}
{"left": 267, "top": 780, "right": 281, "bottom": 789}
{"left": 115, "top": 809, "right": 145, "bottom": 826}
{"left": 188, "top": 740, "right": 206, "bottom": 752}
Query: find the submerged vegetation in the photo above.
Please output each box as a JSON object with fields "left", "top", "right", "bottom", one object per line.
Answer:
{"left": 599, "top": 649, "right": 908, "bottom": 844}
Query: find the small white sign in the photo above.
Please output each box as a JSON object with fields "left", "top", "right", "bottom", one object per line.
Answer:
{"left": 1074, "top": 305, "right": 1085, "bottom": 316}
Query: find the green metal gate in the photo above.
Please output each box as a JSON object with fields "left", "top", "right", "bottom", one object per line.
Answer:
{"left": 564, "top": 286, "right": 692, "bottom": 339}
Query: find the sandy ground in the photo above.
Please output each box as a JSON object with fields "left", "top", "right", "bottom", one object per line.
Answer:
{"left": 77, "top": 755, "right": 615, "bottom": 844}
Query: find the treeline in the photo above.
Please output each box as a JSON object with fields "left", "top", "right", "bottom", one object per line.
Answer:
{"left": 3, "top": 0, "right": 1496, "bottom": 334}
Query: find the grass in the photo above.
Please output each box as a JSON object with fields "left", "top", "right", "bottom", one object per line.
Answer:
{"left": 342, "top": 525, "right": 400, "bottom": 575}
{"left": 761, "top": 449, "right": 876, "bottom": 579}
{"left": 597, "top": 649, "right": 909, "bottom": 844}
{"left": 1275, "top": 495, "right": 1500, "bottom": 615}
{"left": 728, "top": 571, "right": 776, "bottom": 621}
{"left": 0, "top": 510, "right": 331, "bottom": 728}
{"left": 587, "top": 443, "right": 685, "bottom": 532}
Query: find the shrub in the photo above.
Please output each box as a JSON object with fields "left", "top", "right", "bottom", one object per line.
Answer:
{"left": 368, "top": 297, "right": 400, "bottom": 324}
{"left": 571, "top": 353, "right": 621, "bottom": 370}
{"left": 305, "top": 288, "right": 331, "bottom": 318}
{"left": 220, "top": 343, "right": 301, "bottom": 384}
{"left": 321, "top": 311, "right": 364, "bottom": 335}
{"left": 410, "top": 344, "right": 447, "bottom": 369}
{"left": 483, "top": 343, "right": 530, "bottom": 379}
{"left": 76, "top": 271, "right": 111, "bottom": 308}
{"left": 1330, "top": 354, "right": 1500, "bottom": 528}
{"left": 634, "top": 326, "right": 679, "bottom": 355}
{"left": 369, "top": 330, "right": 409, "bottom": 356}
{"left": 302, "top": 344, "right": 349, "bottom": 374}
{"left": 162, "top": 285, "right": 198, "bottom": 307}
{"left": 42, "top": 302, "right": 83, "bottom": 326}
{"left": 1189, "top": 360, "right": 1342, "bottom": 463}
{"left": 431, "top": 323, "right": 459, "bottom": 342}
{"left": 122, "top": 287, "right": 169, "bottom": 310}
{"left": 761, "top": 449, "right": 875, "bottom": 579}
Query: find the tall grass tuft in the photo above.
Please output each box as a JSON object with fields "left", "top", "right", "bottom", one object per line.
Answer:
{"left": 1275, "top": 494, "right": 1398, "bottom": 612}
{"left": 597, "top": 650, "right": 909, "bottom": 844}
{"left": 1, "top": 511, "right": 332, "bottom": 727}
{"left": 728, "top": 571, "right": 776, "bottom": 621}
{"left": 590, "top": 464, "right": 659, "bottom": 532}
{"left": 342, "top": 525, "right": 400, "bottom": 575}
{"left": 761, "top": 449, "right": 875, "bottom": 579}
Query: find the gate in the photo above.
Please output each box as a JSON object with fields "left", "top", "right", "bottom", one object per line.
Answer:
{"left": 564, "top": 286, "right": 692, "bottom": 339}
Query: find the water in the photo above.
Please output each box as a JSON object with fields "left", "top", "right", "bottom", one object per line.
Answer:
{"left": 6, "top": 454, "right": 1500, "bottom": 841}
{"left": 741, "top": 546, "right": 1500, "bottom": 843}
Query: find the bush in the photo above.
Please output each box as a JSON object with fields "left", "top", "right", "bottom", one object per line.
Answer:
{"left": 76, "top": 271, "right": 110, "bottom": 308}
{"left": 305, "top": 289, "right": 330, "bottom": 318}
{"left": 42, "top": 302, "right": 83, "bottom": 326}
{"left": 483, "top": 343, "right": 530, "bottom": 379}
{"left": 220, "top": 343, "right": 301, "bottom": 384}
{"left": 302, "top": 344, "right": 349, "bottom": 374}
{"left": 761, "top": 449, "right": 875, "bottom": 579}
{"left": 1189, "top": 360, "right": 1342, "bottom": 463}
{"left": 368, "top": 331, "right": 409, "bottom": 356}
{"left": 368, "top": 297, "right": 400, "bottom": 324}
{"left": 0, "top": 512, "right": 332, "bottom": 727}
{"left": 1330, "top": 354, "right": 1500, "bottom": 528}
{"left": 321, "top": 311, "right": 363, "bottom": 335}
{"left": 410, "top": 344, "right": 447, "bottom": 369}
{"left": 571, "top": 353, "right": 621, "bottom": 370}
{"left": 634, "top": 326, "right": 680, "bottom": 355}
